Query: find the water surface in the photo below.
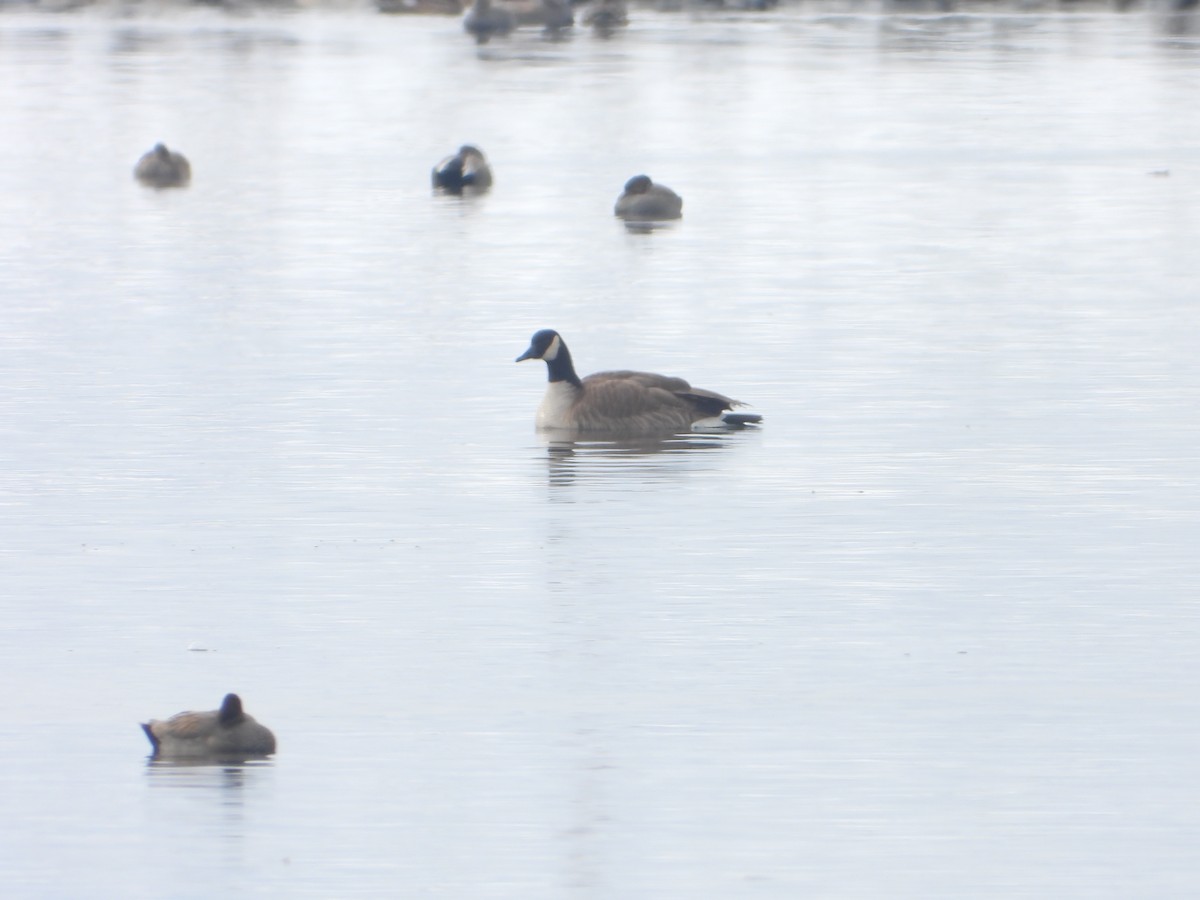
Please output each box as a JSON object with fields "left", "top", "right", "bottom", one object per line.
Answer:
{"left": 2, "top": 2, "right": 1199, "bottom": 897}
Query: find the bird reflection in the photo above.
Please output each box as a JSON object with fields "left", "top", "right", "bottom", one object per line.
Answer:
{"left": 144, "top": 760, "right": 272, "bottom": 834}
{"left": 622, "top": 219, "right": 679, "bottom": 235}
{"left": 144, "top": 758, "right": 272, "bottom": 816}
{"left": 541, "top": 432, "right": 740, "bottom": 489}
{"left": 145, "top": 758, "right": 273, "bottom": 778}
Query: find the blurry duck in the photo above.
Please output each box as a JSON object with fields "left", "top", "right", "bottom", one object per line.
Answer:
{"left": 464, "top": 0, "right": 515, "bottom": 41}
{"left": 502, "top": 0, "right": 573, "bottom": 28}
{"left": 535, "top": 0, "right": 574, "bottom": 29}
{"left": 613, "top": 174, "right": 682, "bottom": 221}
{"left": 134, "top": 143, "right": 191, "bottom": 189}
{"left": 377, "top": 0, "right": 463, "bottom": 13}
{"left": 582, "top": 0, "right": 627, "bottom": 32}
{"left": 516, "top": 329, "right": 761, "bottom": 436}
{"left": 432, "top": 145, "right": 494, "bottom": 193}
{"left": 141, "top": 693, "right": 276, "bottom": 760}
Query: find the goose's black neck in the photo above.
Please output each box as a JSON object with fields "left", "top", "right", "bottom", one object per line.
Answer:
{"left": 546, "top": 342, "right": 583, "bottom": 388}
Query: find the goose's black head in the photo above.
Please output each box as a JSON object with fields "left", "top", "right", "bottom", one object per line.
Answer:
{"left": 516, "top": 329, "right": 562, "bottom": 363}
{"left": 218, "top": 693, "right": 245, "bottom": 726}
{"left": 622, "top": 174, "right": 653, "bottom": 195}
{"left": 516, "top": 329, "right": 580, "bottom": 385}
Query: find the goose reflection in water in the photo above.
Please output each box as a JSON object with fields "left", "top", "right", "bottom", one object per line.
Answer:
{"left": 540, "top": 432, "right": 743, "bottom": 490}
{"left": 144, "top": 760, "right": 271, "bottom": 832}
{"left": 145, "top": 759, "right": 272, "bottom": 776}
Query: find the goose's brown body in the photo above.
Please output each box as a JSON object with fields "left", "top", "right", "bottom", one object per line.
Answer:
{"left": 541, "top": 371, "right": 741, "bottom": 434}
{"left": 141, "top": 694, "right": 276, "bottom": 759}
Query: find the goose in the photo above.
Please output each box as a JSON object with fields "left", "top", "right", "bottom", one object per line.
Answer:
{"left": 463, "top": 0, "right": 515, "bottom": 42}
{"left": 141, "top": 693, "right": 276, "bottom": 760}
{"left": 613, "top": 174, "right": 682, "bottom": 221}
{"left": 516, "top": 329, "right": 761, "bottom": 436}
{"left": 134, "top": 143, "right": 191, "bottom": 189}
{"left": 432, "top": 145, "right": 494, "bottom": 192}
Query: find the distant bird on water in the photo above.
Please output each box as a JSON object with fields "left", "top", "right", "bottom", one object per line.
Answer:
{"left": 613, "top": 174, "right": 682, "bottom": 221}
{"left": 582, "top": 0, "right": 628, "bottom": 33}
{"left": 463, "top": 0, "right": 515, "bottom": 42}
{"left": 516, "top": 329, "right": 761, "bottom": 436}
{"left": 529, "top": 0, "right": 574, "bottom": 30}
{"left": 432, "top": 145, "right": 494, "bottom": 193}
{"left": 141, "top": 693, "right": 276, "bottom": 760}
{"left": 376, "top": 0, "right": 463, "bottom": 13}
{"left": 134, "top": 143, "right": 191, "bottom": 189}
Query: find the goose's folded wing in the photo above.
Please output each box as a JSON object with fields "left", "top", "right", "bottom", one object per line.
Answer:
{"left": 160, "top": 710, "right": 217, "bottom": 738}
{"left": 579, "top": 375, "right": 693, "bottom": 418}
{"left": 674, "top": 386, "right": 742, "bottom": 415}
{"left": 584, "top": 370, "right": 692, "bottom": 394}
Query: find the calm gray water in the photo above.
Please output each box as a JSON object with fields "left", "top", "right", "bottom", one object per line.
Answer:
{"left": 2, "top": 1, "right": 1199, "bottom": 896}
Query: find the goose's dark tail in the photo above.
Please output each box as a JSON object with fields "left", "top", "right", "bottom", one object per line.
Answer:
{"left": 722, "top": 413, "right": 763, "bottom": 428}
{"left": 141, "top": 723, "right": 160, "bottom": 752}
